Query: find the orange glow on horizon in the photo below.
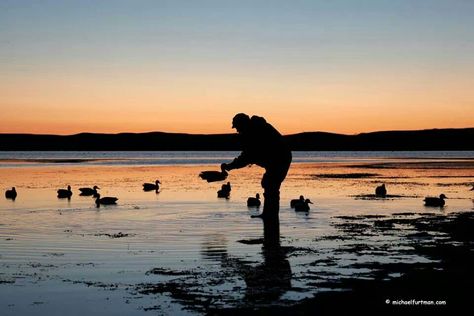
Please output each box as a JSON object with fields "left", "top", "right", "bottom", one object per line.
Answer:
{"left": 1, "top": 68, "right": 473, "bottom": 135}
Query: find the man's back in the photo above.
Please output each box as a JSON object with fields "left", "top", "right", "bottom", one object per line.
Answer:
{"left": 240, "top": 116, "right": 290, "bottom": 169}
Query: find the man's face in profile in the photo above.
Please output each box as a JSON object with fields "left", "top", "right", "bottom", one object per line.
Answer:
{"left": 232, "top": 114, "right": 250, "bottom": 134}
{"left": 233, "top": 124, "right": 242, "bottom": 134}
{"left": 232, "top": 121, "right": 246, "bottom": 134}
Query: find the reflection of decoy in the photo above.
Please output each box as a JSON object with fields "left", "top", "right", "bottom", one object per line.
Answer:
{"left": 5, "top": 187, "right": 17, "bottom": 200}
{"left": 294, "top": 199, "right": 313, "bottom": 212}
{"left": 424, "top": 194, "right": 446, "bottom": 207}
{"left": 217, "top": 182, "right": 231, "bottom": 198}
{"left": 290, "top": 195, "right": 304, "bottom": 208}
{"left": 57, "top": 185, "right": 73, "bottom": 199}
{"left": 375, "top": 184, "right": 387, "bottom": 197}
{"left": 199, "top": 170, "right": 228, "bottom": 182}
{"left": 79, "top": 185, "right": 100, "bottom": 196}
{"left": 247, "top": 193, "right": 261, "bottom": 207}
{"left": 95, "top": 194, "right": 118, "bottom": 207}
{"left": 143, "top": 180, "right": 160, "bottom": 191}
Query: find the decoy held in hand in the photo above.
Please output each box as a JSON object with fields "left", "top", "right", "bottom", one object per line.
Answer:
{"left": 5, "top": 187, "right": 17, "bottom": 200}
{"left": 247, "top": 193, "right": 261, "bottom": 207}
{"left": 143, "top": 180, "right": 161, "bottom": 192}
{"left": 290, "top": 195, "right": 305, "bottom": 208}
{"left": 294, "top": 199, "right": 313, "bottom": 212}
{"left": 217, "top": 182, "right": 231, "bottom": 198}
{"left": 95, "top": 194, "right": 118, "bottom": 207}
{"left": 57, "top": 185, "right": 73, "bottom": 199}
{"left": 375, "top": 184, "right": 387, "bottom": 197}
{"left": 79, "top": 185, "right": 100, "bottom": 196}
{"left": 199, "top": 170, "right": 228, "bottom": 183}
{"left": 424, "top": 194, "right": 447, "bottom": 207}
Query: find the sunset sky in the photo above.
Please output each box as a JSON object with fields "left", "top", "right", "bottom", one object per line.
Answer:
{"left": 1, "top": 0, "right": 473, "bottom": 135}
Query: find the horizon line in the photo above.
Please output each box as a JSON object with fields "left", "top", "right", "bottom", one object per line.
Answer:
{"left": 1, "top": 126, "right": 473, "bottom": 137}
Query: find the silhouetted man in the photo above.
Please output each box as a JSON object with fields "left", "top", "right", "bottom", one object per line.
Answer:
{"left": 221, "top": 113, "right": 292, "bottom": 219}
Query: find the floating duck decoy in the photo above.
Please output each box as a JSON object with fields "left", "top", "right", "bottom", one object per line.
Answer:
{"left": 57, "top": 185, "right": 73, "bottom": 199}
{"left": 375, "top": 184, "right": 387, "bottom": 197}
{"left": 290, "top": 195, "right": 305, "bottom": 208}
{"left": 247, "top": 193, "right": 261, "bottom": 207}
{"left": 95, "top": 194, "right": 118, "bottom": 207}
{"left": 199, "top": 170, "right": 228, "bottom": 183}
{"left": 294, "top": 199, "right": 313, "bottom": 212}
{"left": 79, "top": 186, "right": 100, "bottom": 196}
{"left": 424, "top": 194, "right": 446, "bottom": 207}
{"left": 143, "top": 180, "right": 161, "bottom": 192}
{"left": 470, "top": 185, "right": 474, "bottom": 191}
{"left": 217, "top": 182, "right": 231, "bottom": 198}
{"left": 5, "top": 187, "right": 17, "bottom": 200}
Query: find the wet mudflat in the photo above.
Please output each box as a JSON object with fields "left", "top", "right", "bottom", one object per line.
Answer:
{"left": 0, "top": 158, "right": 473, "bottom": 315}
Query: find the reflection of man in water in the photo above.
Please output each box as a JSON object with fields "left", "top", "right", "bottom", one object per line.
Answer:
{"left": 221, "top": 113, "right": 292, "bottom": 219}
{"left": 201, "top": 217, "right": 291, "bottom": 304}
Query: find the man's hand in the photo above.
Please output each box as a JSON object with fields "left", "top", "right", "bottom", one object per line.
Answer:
{"left": 221, "top": 163, "right": 230, "bottom": 172}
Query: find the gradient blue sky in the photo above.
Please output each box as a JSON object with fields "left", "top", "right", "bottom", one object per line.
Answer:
{"left": 1, "top": 0, "right": 473, "bottom": 134}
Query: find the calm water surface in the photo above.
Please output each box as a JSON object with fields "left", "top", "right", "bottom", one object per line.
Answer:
{"left": 1, "top": 151, "right": 473, "bottom": 167}
{"left": 0, "top": 152, "right": 473, "bottom": 315}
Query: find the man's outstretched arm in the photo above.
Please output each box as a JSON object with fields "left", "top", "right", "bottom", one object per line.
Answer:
{"left": 222, "top": 151, "right": 250, "bottom": 171}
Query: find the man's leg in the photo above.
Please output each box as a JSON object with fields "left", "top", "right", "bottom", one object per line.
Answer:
{"left": 263, "top": 177, "right": 281, "bottom": 217}
{"left": 250, "top": 170, "right": 282, "bottom": 219}
{"left": 252, "top": 155, "right": 291, "bottom": 219}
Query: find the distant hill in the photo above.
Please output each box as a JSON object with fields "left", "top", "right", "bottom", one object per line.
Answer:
{"left": 0, "top": 128, "right": 473, "bottom": 151}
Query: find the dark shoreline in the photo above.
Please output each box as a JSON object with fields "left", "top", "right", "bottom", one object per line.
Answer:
{"left": 1, "top": 128, "right": 473, "bottom": 151}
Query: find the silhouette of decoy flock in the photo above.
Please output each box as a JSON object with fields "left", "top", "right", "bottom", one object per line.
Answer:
{"left": 4, "top": 169, "right": 465, "bottom": 212}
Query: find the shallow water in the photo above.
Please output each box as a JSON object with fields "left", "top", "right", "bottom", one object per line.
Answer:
{"left": 0, "top": 155, "right": 473, "bottom": 315}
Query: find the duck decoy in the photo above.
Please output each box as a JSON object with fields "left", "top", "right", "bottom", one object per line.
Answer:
{"left": 143, "top": 180, "right": 161, "bottom": 192}
{"left": 247, "top": 193, "right": 261, "bottom": 207}
{"left": 57, "top": 185, "right": 73, "bottom": 199}
{"left": 217, "top": 190, "right": 230, "bottom": 198}
{"left": 95, "top": 194, "right": 118, "bottom": 207}
{"left": 470, "top": 185, "right": 474, "bottom": 191}
{"left": 79, "top": 185, "right": 100, "bottom": 196}
{"left": 290, "top": 195, "right": 305, "bottom": 208}
{"left": 294, "top": 199, "right": 313, "bottom": 212}
{"left": 217, "top": 182, "right": 231, "bottom": 198}
{"left": 375, "top": 184, "right": 387, "bottom": 197}
{"left": 199, "top": 170, "right": 228, "bottom": 183}
{"left": 424, "top": 194, "right": 447, "bottom": 207}
{"left": 5, "top": 187, "right": 17, "bottom": 200}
